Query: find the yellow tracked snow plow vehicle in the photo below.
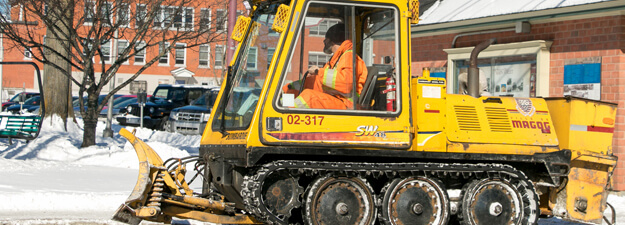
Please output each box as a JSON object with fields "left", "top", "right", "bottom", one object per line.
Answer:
{"left": 113, "top": 0, "right": 618, "bottom": 224}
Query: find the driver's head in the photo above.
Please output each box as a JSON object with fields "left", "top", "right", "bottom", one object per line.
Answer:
{"left": 323, "top": 23, "right": 346, "bottom": 54}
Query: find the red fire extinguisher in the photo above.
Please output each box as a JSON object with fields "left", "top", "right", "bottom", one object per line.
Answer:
{"left": 382, "top": 74, "right": 396, "bottom": 111}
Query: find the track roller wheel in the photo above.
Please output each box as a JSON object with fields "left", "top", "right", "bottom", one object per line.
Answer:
{"left": 380, "top": 177, "right": 450, "bottom": 225}
{"left": 459, "top": 177, "right": 539, "bottom": 225}
{"left": 261, "top": 170, "right": 303, "bottom": 223}
{"left": 304, "top": 175, "right": 376, "bottom": 225}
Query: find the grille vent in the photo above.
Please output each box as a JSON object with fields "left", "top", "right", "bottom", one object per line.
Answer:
{"left": 485, "top": 107, "right": 512, "bottom": 132}
{"left": 454, "top": 105, "right": 481, "bottom": 131}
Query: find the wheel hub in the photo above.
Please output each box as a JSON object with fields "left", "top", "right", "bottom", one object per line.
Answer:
{"left": 305, "top": 176, "right": 376, "bottom": 225}
{"left": 381, "top": 177, "right": 449, "bottom": 225}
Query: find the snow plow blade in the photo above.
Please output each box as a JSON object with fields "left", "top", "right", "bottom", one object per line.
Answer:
{"left": 112, "top": 128, "right": 261, "bottom": 225}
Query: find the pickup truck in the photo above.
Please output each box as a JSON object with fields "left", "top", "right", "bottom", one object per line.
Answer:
{"left": 116, "top": 84, "right": 217, "bottom": 130}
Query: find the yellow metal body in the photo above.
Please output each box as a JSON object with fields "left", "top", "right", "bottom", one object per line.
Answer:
{"left": 115, "top": 0, "right": 617, "bottom": 224}
{"left": 545, "top": 97, "right": 618, "bottom": 223}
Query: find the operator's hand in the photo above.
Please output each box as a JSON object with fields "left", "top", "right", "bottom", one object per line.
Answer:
{"left": 308, "top": 66, "right": 319, "bottom": 75}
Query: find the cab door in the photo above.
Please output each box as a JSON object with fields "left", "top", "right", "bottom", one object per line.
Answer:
{"left": 259, "top": 1, "right": 412, "bottom": 149}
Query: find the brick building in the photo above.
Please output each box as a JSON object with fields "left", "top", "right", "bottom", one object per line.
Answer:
{"left": 411, "top": 0, "right": 625, "bottom": 190}
{"left": 0, "top": 0, "right": 247, "bottom": 99}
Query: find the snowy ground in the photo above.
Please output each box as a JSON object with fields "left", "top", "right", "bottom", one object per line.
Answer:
{"left": 0, "top": 116, "right": 622, "bottom": 224}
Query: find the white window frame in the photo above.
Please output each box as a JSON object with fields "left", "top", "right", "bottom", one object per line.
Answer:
{"left": 135, "top": 4, "right": 147, "bottom": 28}
{"left": 117, "top": 40, "right": 129, "bottom": 64}
{"left": 215, "top": 9, "right": 226, "bottom": 33}
{"left": 175, "top": 43, "right": 186, "bottom": 66}
{"left": 84, "top": 1, "right": 95, "bottom": 25}
{"left": 247, "top": 47, "right": 258, "bottom": 70}
{"left": 267, "top": 47, "right": 275, "bottom": 69}
{"left": 154, "top": 6, "right": 194, "bottom": 30}
{"left": 443, "top": 40, "right": 552, "bottom": 97}
{"left": 101, "top": 40, "right": 112, "bottom": 64}
{"left": 214, "top": 45, "right": 225, "bottom": 69}
{"left": 199, "top": 8, "right": 211, "bottom": 31}
{"left": 309, "top": 19, "right": 340, "bottom": 36}
{"left": 199, "top": 44, "right": 210, "bottom": 68}
{"left": 158, "top": 42, "right": 170, "bottom": 66}
{"left": 308, "top": 51, "right": 331, "bottom": 68}
{"left": 23, "top": 47, "right": 32, "bottom": 60}
{"left": 134, "top": 41, "right": 146, "bottom": 65}
{"left": 0, "top": 0, "right": 10, "bottom": 21}
{"left": 117, "top": 3, "right": 130, "bottom": 28}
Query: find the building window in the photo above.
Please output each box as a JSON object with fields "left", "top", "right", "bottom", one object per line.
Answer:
{"left": 175, "top": 43, "right": 186, "bottom": 66}
{"left": 117, "top": 40, "right": 128, "bottom": 63}
{"left": 214, "top": 45, "right": 224, "bottom": 68}
{"left": 309, "top": 19, "right": 340, "bottom": 36}
{"left": 100, "top": 2, "right": 113, "bottom": 26}
{"left": 443, "top": 40, "right": 552, "bottom": 98}
{"left": 135, "top": 4, "right": 147, "bottom": 28}
{"left": 308, "top": 52, "right": 331, "bottom": 68}
{"left": 199, "top": 45, "right": 210, "bottom": 67}
{"left": 200, "top": 9, "right": 211, "bottom": 31}
{"left": 267, "top": 47, "right": 275, "bottom": 69}
{"left": 24, "top": 48, "right": 32, "bottom": 59}
{"left": 154, "top": 6, "right": 193, "bottom": 29}
{"left": 118, "top": 3, "right": 130, "bottom": 27}
{"left": 247, "top": 47, "right": 257, "bottom": 70}
{"left": 215, "top": 9, "right": 226, "bottom": 32}
{"left": 159, "top": 42, "right": 170, "bottom": 65}
{"left": 134, "top": 41, "right": 146, "bottom": 64}
{"left": 101, "top": 40, "right": 111, "bottom": 63}
{"left": 215, "top": 9, "right": 243, "bottom": 33}
{"left": 84, "top": 1, "right": 95, "bottom": 24}
{"left": 0, "top": 0, "right": 11, "bottom": 20}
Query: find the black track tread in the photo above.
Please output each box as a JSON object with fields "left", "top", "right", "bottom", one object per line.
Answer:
{"left": 241, "top": 161, "right": 538, "bottom": 225}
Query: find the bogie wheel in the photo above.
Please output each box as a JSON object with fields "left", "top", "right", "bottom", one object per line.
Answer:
{"left": 380, "top": 177, "right": 450, "bottom": 225}
{"left": 304, "top": 175, "right": 376, "bottom": 225}
{"left": 459, "top": 177, "right": 539, "bottom": 225}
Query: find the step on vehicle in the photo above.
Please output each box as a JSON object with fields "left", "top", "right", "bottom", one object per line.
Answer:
{"left": 113, "top": 0, "right": 618, "bottom": 224}
{"left": 117, "top": 84, "right": 216, "bottom": 130}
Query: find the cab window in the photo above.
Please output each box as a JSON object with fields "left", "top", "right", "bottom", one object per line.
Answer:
{"left": 276, "top": 2, "right": 398, "bottom": 112}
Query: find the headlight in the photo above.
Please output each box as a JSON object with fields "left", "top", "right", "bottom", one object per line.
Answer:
{"left": 170, "top": 112, "right": 178, "bottom": 120}
{"left": 126, "top": 106, "right": 132, "bottom": 113}
{"left": 201, "top": 113, "right": 211, "bottom": 122}
{"left": 149, "top": 107, "right": 155, "bottom": 114}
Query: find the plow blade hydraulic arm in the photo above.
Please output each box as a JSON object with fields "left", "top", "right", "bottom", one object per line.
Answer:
{"left": 112, "top": 128, "right": 261, "bottom": 225}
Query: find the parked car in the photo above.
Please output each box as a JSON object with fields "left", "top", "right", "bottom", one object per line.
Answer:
{"left": 2, "top": 92, "right": 39, "bottom": 110}
{"left": 5, "top": 96, "right": 41, "bottom": 114}
{"left": 167, "top": 87, "right": 220, "bottom": 135}
{"left": 73, "top": 94, "right": 123, "bottom": 117}
{"left": 117, "top": 84, "right": 217, "bottom": 130}
{"left": 100, "top": 95, "right": 151, "bottom": 118}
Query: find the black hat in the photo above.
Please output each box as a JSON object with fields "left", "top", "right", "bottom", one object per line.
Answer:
{"left": 325, "top": 23, "right": 346, "bottom": 44}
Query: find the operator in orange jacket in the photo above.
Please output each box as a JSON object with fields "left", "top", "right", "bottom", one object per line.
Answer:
{"left": 284, "top": 23, "right": 367, "bottom": 110}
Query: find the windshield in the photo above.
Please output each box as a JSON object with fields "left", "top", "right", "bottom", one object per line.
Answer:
{"left": 114, "top": 98, "right": 137, "bottom": 108}
{"left": 24, "top": 96, "right": 40, "bottom": 105}
{"left": 212, "top": 11, "right": 280, "bottom": 130}
{"left": 191, "top": 90, "right": 219, "bottom": 107}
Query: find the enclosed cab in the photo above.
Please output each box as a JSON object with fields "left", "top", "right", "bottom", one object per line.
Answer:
{"left": 117, "top": 84, "right": 213, "bottom": 130}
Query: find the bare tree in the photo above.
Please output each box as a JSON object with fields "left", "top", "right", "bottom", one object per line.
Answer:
{"left": 0, "top": 0, "right": 227, "bottom": 147}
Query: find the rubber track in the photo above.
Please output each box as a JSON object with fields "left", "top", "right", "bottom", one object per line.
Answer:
{"left": 241, "top": 160, "right": 530, "bottom": 225}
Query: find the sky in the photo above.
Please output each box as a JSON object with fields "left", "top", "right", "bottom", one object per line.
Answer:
{"left": 0, "top": 116, "right": 622, "bottom": 224}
